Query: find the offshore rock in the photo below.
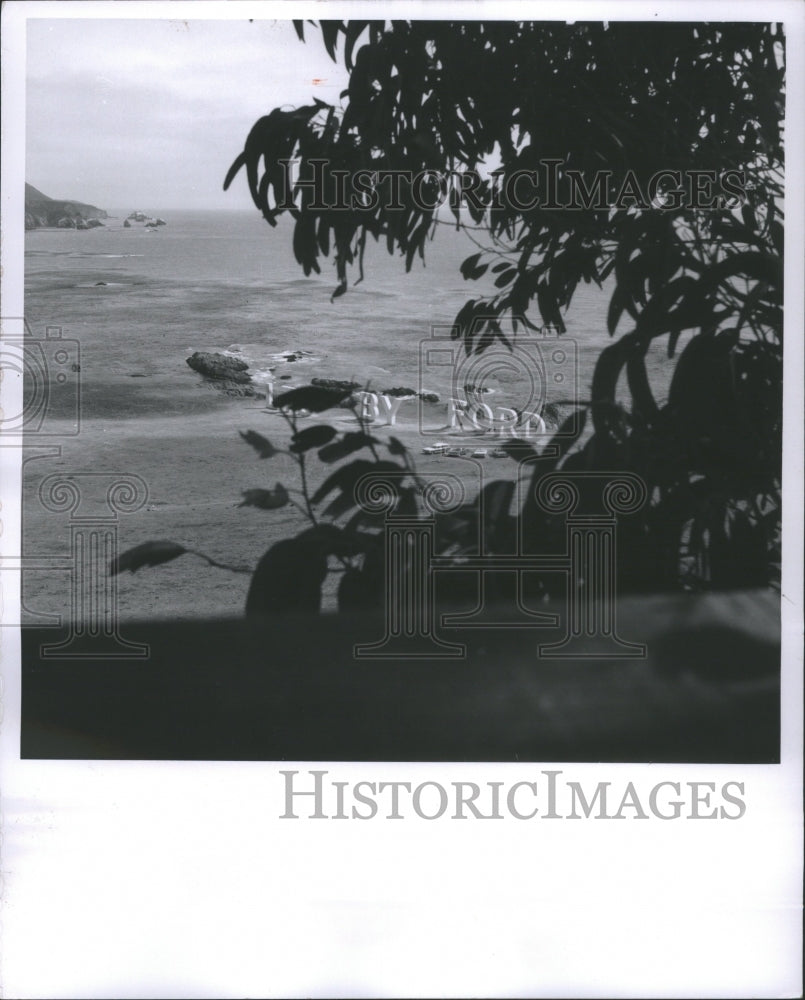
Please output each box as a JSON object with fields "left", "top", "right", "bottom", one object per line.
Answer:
{"left": 186, "top": 351, "right": 258, "bottom": 396}
{"left": 186, "top": 351, "right": 251, "bottom": 383}
{"left": 311, "top": 377, "right": 361, "bottom": 392}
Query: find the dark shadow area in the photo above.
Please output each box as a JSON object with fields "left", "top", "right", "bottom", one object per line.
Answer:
{"left": 22, "top": 590, "right": 779, "bottom": 762}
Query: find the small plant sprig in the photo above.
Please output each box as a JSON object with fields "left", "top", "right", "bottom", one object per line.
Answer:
{"left": 237, "top": 383, "right": 423, "bottom": 615}
{"left": 109, "top": 383, "right": 426, "bottom": 614}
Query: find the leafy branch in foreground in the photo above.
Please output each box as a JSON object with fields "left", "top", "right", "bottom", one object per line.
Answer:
{"left": 112, "top": 383, "right": 574, "bottom": 616}
{"left": 112, "top": 21, "right": 785, "bottom": 612}
{"left": 223, "top": 20, "right": 782, "bottom": 593}
{"left": 109, "top": 540, "right": 252, "bottom": 576}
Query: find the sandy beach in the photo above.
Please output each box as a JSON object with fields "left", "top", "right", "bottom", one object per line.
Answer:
{"left": 21, "top": 354, "right": 529, "bottom": 624}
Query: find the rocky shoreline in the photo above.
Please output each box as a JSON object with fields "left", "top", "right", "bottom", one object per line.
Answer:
{"left": 185, "top": 349, "right": 443, "bottom": 406}
{"left": 24, "top": 185, "right": 169, "bottom": 231}
{"left": 183, "top": 346, "right": 566, "bottom": 440}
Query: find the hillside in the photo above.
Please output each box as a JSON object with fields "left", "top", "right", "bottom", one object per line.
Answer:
{"left": 25, "top": 182, "right": 108, "bottom": 230}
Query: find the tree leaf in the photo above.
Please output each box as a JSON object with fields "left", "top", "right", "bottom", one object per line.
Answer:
{"left": 245, "top": 535, "right": 328, "bottom": 616}
{"left": 109, "top": 540, "right": 188, "bottom": 576}
{"left": 274, "top": 385, "right": 352, "bottom": 412}
{"left": 312, "top": 459, "right": 404, "bottom": 505}
{"left": 344, "top": 20, "right": 369, "bottom": 70}
{"left": 459, "top": 253, "right": 490, "bottom": 281}
{"left": 320, "top": 20, "right": 342, "bottom": 62}
{"left": 494, "top": 267, "right": 517, "bottom": 288}
{"left": 223, "top": 152, "right": 247, "bottom": 192}
{"left": 387, "top": 436, "right": 407, "bottom": 456}
{"left": 238, "top": 484, "right": 290, "bottom": 510}
{"left": 499, "top": 438, "right": 538, "bottom": 462}
{"left": 317, "top": 432, "right": 379, "bottom": 463}
{"left": 240, "top": 429, "right": 279, "bottom": 459}
{"left": 290, "top": 425, "right": 338, "bottom": 453}
{"left": 460, "top": 252, "right": 482, "bottom": 278}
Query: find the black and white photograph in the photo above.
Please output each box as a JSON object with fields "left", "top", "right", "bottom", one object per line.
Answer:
{"left": 7, "top": 11, "right": 792, "bottom": 763}
{"left": 1, "top": 2, "right": 802, "bottom": 997}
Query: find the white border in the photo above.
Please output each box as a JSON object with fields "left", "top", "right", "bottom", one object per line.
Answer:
{"left": 2, "top": 3, "right": 803, "bottom": 998}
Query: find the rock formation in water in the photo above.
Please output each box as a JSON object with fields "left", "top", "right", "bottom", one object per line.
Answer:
{"left": 186, "top": 351, "right": 259, "bottom": 397}
{"left": 127, "top": 212, "right": 167, "bottom": 228}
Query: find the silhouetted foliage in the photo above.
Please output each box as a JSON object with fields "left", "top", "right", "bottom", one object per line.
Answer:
{"left": 110, "top": 540, "right": 189, "bottom": 576}
{"left": 115, "top": 21, "right": 786, "bottom": 616}
{"left": 222, "top": 20, "right": 783, "bottom": 597}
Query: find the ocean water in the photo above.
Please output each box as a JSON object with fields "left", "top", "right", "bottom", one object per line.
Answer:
{"left": 24, "top": 208, "right": 681, "bottom": 420}
{"left": 23, "top": 210, "right": 683, "bottom": 623}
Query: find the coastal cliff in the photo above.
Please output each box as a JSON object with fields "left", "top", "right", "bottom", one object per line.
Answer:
{"left": 25, "top": 182, "right": 108, "bottom": 230}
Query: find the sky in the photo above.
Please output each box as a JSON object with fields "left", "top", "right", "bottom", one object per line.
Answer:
{"left": 26, "top": 17, "right": 350, "bottom": 211}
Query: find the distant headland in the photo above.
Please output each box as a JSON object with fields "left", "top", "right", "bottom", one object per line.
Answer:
{"left": 25, "top": 182, "right": 108, "bottom": 230}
